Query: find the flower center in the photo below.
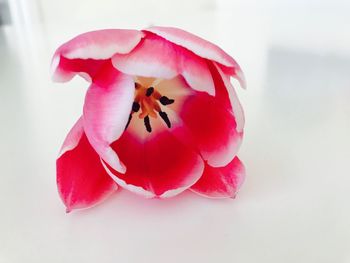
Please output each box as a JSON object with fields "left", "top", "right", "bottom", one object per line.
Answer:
{"left": 125, "top": 82, "right": 175, "bottom": 133}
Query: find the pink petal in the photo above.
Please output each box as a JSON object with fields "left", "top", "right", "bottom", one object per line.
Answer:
{"left": 112, "top": 36, "right": 178, "bottom": 79}
{"left": 58, "top": 116, "right": 84, "bottom": 158}
{"left": 57, "top": 118, "right": 117, "bottom": 212}
{"left": 178, "top": 46, "right": 215, "bottom": 96}
{"left": 103, "top": 129, "right": 204, "bottom": 198}
{"left": 191, "top": 157, "right": 245, "bottom": 198}
{"left": 83, "top": 62, "right": 135, "bottom": 174}
{"left": 112, "top": 34, "right": 215, "bottom": 95}
{"left": 57, "top": 29, "right": 144, "bottom": 59}
{"left": 51, "top": 29, "right": 144, "bottom": 82}
{"left": 219, "top": 63, "right": 247, "bottom": 90}
{"left": 179, "top": 91, "right": 243, "bottom": 167}
{"left": 211, "top": 62, "right": 245, "bottom": 132}
{"left": 144, "top": 26, "right": 237, "bottom": 68}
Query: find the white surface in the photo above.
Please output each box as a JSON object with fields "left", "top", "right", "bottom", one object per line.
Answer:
{"left": 1, "top": 0, "right": 350, "bottom": 262}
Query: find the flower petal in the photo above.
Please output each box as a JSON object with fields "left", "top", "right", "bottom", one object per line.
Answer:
{"left": 112, "top": 34, "right": 215, "bottom": 95}
{"left": 58, "top": 116, "right": 85, "bottom": 158}
{"left": 211, "top": 62, "right": 245, "bottom": 132}
{"left": 178, "top": 46, "right": 215, "bottom": 96}
{"left": 144, "top": 26, "right": 236, "bottom": 68}
{"left": 57, "top": 118, "right": 117, "bottom": 212}
{"left": 51, "top": 57, "right": 108, "bottom": 83}
{"left": 219, "top": 63, "right": 247, "bottom": 90}
{"left": 112, "top": 35, "right": 178, "bottom": 79}
{"left": 56, "top": 29, "right": 144, "bottom": 59}
{"left": 83, "top": 62, "right": 135, "bottom": 174}
{"left": 103, "top": 129, "right": 204, "bottom": 198}
{"left": 144, "top": 26, "right": 246, "bottom": 89}
{"left": 51, "top": 29, "right": 144, "bottom": 82}
{"left": 191, "top": 157, "right": 245, "bottom": 198}
{"left": 179, "top": 91, "right": 243, "bottom": 167}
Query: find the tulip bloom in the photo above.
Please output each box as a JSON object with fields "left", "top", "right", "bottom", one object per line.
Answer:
{"left": 52, "top": 26, "right": 246, "bottom": 212}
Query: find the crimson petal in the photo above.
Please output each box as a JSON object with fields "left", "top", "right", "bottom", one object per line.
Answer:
{"left": 57, "top": 118, "right": 117, "bottom": 212}
{"left": 191, "top": 157, "right": 245, "bottom": 198}
{"left": 103, "top": 130, "right": 204, "bottom": 198}
{"left": 179, "top": 91, "right": 243, "bottom": 167}
{"left": 214, "top": 63, "right": 245, "bottom": 132}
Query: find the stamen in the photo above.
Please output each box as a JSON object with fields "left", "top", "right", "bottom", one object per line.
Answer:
{"left": 146, "top": 87, "right": 154, "bottom": 97}
{"left": 159, "top": 111, "right": 171, "bottom": 128}
{"left": 159, "top": 96, "right": 175, "bottom": 105}
{"left": 144, "top": 116, "right": 152, "bottom": 132}
{"left": 131, "top": 81, "right": 175, "bottom": 133}
{"left": 132, "top": 101, "right": 140, "bottom": 112}
{"left": 125, "top": 114, "right": 132, "bottom": 130}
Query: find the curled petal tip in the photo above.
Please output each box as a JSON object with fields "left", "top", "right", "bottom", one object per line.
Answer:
{"left": 237, "top": 70, "right": 247, "bottom": 90}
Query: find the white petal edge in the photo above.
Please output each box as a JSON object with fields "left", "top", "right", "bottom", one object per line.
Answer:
{"left": 58, "top": 117, "right": 84, "bottom": 158}
{"left": 101, "top": 159, "right": 155, "bottom": 198}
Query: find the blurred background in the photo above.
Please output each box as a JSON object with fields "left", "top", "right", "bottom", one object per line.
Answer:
{"left": 0, "top": 0, "right": 349, "bottom": 262}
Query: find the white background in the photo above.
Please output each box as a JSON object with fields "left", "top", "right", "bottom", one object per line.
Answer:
{"left": 1, "top": 0, "right": 350, "bottom": 262}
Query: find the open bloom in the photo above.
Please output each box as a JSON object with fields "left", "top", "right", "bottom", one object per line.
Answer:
{"left": 52, "top": 26, "right": 246, "bottom": 212}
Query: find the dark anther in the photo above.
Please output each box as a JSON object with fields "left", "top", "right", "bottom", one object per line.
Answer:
{"left": 144, "top": 116, "right": 152, "bottom": 133}
{"left": 146, "top": 87, "right": 154, "bottom": 97}
{"left": 132, "top": 101, "right": 140, "bottom": 112}
{"left": 125, "top": 114, "right": 132, "bottom": 130}
{"left": 159, "top": 96, "right": 175, "bottom": 105}
{"left": 159, "top": 111, "right": 171, "bottom": 128}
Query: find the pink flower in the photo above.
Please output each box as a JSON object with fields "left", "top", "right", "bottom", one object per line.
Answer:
{"left": 52, "top": 26, "right": 246, "bottom": 212}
